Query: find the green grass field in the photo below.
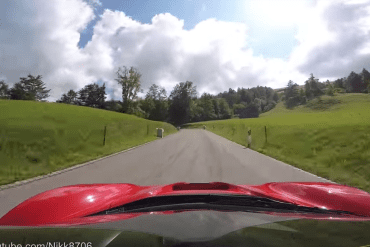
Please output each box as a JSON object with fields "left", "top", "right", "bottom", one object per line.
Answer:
{"left": 0, "top": 100, "right": 177, "bottom": 186}
{"left": 185, "top": 94, "right": 370, "bottom": 192}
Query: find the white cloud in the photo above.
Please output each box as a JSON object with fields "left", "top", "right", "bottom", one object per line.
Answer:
{"left": 84, "top": 11, "right": 309, "bottom": 97}
{"left": 0, "top": 0, "right": 96, "bottom": 100}
{"left": 289, "top": 0, "right": 370, "bottom": 78}
{"left": 0, "top": 0, "right": 370, "bottom": 101}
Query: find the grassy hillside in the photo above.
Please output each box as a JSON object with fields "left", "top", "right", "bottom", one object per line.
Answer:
{"left": 0, "top": 100, "right": 177, "bottom": 185}
{"left": 185, "top": 94, "right": 370, "bottom": 192}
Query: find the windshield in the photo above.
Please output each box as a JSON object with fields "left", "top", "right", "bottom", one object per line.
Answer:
{"left": 1, "top": 0, "right": 370, "bottom": 246}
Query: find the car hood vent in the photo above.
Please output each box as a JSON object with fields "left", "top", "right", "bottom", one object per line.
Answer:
{"left": 172, "top": 182, "right": 231, "bottom": 191}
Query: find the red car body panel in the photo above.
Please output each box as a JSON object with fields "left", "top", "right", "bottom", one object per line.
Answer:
{"left": 1, "top": 182, "right": 370, "bottom": 226}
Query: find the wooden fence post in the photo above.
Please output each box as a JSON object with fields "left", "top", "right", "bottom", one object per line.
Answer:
{"left": 103, "top": 125, "right": 107, "bottom": 146}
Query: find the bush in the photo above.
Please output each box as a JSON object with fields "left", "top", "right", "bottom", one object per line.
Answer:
{"left": 305, "top": 97, "right": 341, "bottom": 110}
{"left": 286, "top": 96, "right": 301, "bottom": 109}
{"left": 326, "top": 86, "right": 334, "bottom": 96}
{"left": 334, "top": 88, "right": 346, "bottom": 94}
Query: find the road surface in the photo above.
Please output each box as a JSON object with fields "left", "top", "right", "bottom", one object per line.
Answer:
{"left": 0, "top": 129, "right": 331, "bottom": 217}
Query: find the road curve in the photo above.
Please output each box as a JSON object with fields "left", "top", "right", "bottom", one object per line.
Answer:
{"left": 0, "top": 129, "right": 331, "bottom": 217}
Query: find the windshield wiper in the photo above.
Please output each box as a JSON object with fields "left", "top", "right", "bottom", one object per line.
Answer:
{"left": 89, "top": 194, "right": 360, "bottom": 217}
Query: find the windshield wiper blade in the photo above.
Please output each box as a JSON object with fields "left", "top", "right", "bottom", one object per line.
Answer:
{"left": 89, "top": 194, "right": 359, "bottom": 217}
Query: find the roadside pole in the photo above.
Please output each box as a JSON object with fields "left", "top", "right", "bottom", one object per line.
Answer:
{"left": 103, "top": 125, "right": 107, "bottom": 146}
{"left": 247, "top": 128, "right": 252, "bottom": 148}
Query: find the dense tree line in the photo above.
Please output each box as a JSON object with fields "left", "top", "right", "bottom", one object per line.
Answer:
{"left": 4, "top": 66, "right": 368, "bottom": 125}
{"left": 0, "top": 66, "right": 370, "bottom": 125}
{"left": 0, "top": 68, "right": 279, "bottom": 125}
{"left": 283, "top": 68, "right": 370, "bottom": 109}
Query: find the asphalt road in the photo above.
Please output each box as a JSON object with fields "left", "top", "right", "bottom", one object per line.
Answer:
{"left": 0, "top": 129, "right": 331, "bottom": 218}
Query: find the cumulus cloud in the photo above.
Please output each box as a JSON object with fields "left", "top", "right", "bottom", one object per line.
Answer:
{"left": 0, "top": 0, "right": 370, "bottom": 101}
{"left": 0, "top": 0, "right": 97, "bottom": 100}
{"left": 290, "top": 0, "right": 370, "bottom": 79}
{"left": 85, "top": 11, "right": 307, "bottom": 98}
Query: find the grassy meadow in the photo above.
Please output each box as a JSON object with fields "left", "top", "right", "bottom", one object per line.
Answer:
{"left": 0, "top": 100, "right": 177, "bottom": 186}
{"left": 184, "top": 94, "right": 370, "bottom": 192}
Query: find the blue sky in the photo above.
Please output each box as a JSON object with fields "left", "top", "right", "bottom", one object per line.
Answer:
{"left": 1, "top": 0, "right": 370, "bottom": 101}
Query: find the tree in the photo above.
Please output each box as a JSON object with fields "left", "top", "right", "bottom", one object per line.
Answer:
{"left": 169, "top": 81, "right": 197, "bottom": 125}
{"left": 115, "top": 66, "right": 143, "bottom": 112}
{"left": 143, "top": 84, "right": 168, "bottom": 121}
{"left": 333, "top": 78, "right": 345, "bottom": 89}
{"left": 22, "top": 74, "right": 50, "bottom": 100}
{"left": 198, "top": 93, "right": 216, "bottom": 121}
{"left": 284, "top": 80, "right": 301, "bottom": 108}
{"left": 272, "top": 92, "right": 279, "bottom": 102}
{"left": 224, "top": 88, "right": 240, "bottom": 108}
{"left": 254, "top": 98, "right": 262, "bottom": 113}
{"left": 0, "top": 80, "right": 9, "bottom": 99}
{"left": 9, "top": 74, "right": 51, "bottom": 101}
{"left": 345, "top": 71, "right": 366, "bottom": 93}
{"left": 304, "top": 74, "right": 323, "bottom": 98}
{"left": 217, "top": 98, "right": 232, "bottom": 119}
{"left": 146, "top": 84, "right": 167, "bottom": 101}
{"left": 238, "top": 104, "right": 259, "bottom": 118}
{"left": 189, "top": 99, "right": 203, "bottom": 122}
{"left": 56, "top": 89, "right": 78, "bottom": 104}
{"left": 212, "top": 98, "right": 220, "bottom": 118}
{"left": 361, "top": 68, "right": 370, "bottom": 92}
{"left": 9, "top": 82, "right": 27, "bottom": 100}
{"left": 104, "top": 99, "right": 123, "bottom": 112}
{"left": 240, "top": 89, "right": 252, "bottom": 104}
{"left": 77, "top": 83, "right": 106, "bottom": 108}
{"left": 326, "top": 84, "right": 334, "bottom": 96}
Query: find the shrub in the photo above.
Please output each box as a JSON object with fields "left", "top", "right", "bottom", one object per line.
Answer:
{"left": 305, "top": 97, "right": 341, "bottom": 110}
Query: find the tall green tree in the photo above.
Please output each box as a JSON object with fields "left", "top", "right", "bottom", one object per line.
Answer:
{"left": 333, "top": 78, "right": 345, "bottom": 89}
{"left": 0, "top": 80, "right": 9, "bottom": 99}
{"left": 240, "top": 89, "right": 252, "bottom": 104}
{"left": 115, "top": 66, "right": 143, "bottom": 112}
{"left": 222, "top": 88, "right": 240, "bottom": 108}
{"left": 304, "top": 74, "right": 323, "bottom": 98}
{"left": 77, "top": 83, "right": 106, "bottom": 108}
{"left": 284, "top": 80, "right": 301, "bottom": 108}
{"left": 217, "top": 98, "right": 232, "bottom": 119}
{"left": 326, "top": 83, "right": 334, "bottom": 96}
{"left": 9, "top": 74, "right": 50, "bottom": 101}
{"left": 9, "top": 82, "right": 27, "bottom": 100}
{"left": 360, "top": 68, "right": 370, "bottom": 93}
{"left": 345, "top": 71, "right": 366, "bottom": 93}
{"left": 198, "top": 93, "right": 216, "bottom": 121}
{"left": 56, "top": 89, "right": 78, "bottom": 104}
{"left": 169, "top": 81, "right": 197, "bottom": 125}
{"left": 272, "top": 92, "right": 279, "bottom": 102}
{"left": 143, "top": 84, "right": 168, "bottom": 121}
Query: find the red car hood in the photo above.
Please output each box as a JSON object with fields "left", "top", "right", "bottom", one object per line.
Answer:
{"left": 1, "top": 182, "right": 370, "bottom": 226}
